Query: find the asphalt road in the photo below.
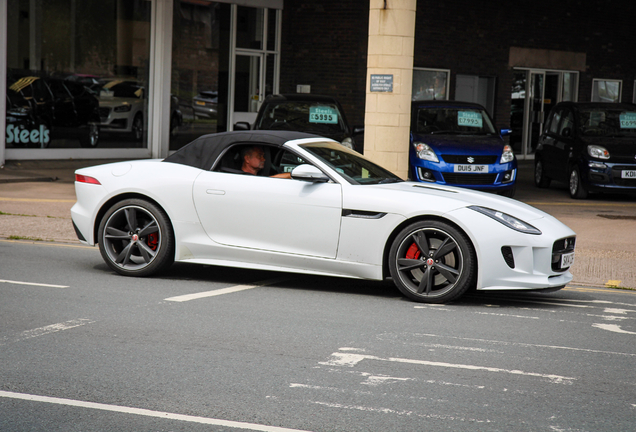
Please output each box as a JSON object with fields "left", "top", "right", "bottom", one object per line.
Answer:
{"left": 1, "top": 159, "right": 636, "bottom": 430}
{"left": 1, "top": 240, "right": 635, "bottom": 431}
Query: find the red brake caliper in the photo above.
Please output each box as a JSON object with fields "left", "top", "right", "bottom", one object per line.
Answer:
{"left": 147, "top": 233, "right": 158, "bottom": 250}
{"left": 406, "top": 243, "right": 421, "bottom": 260}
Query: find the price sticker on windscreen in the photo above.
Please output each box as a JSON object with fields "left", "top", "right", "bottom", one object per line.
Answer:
{"left": 457, "top": 111, "right": 483, "bottom": 128}
{"left": 619, "top": 112, "right": 636, "bottom": 129}
{"left": 309, "top": 106, "right": 338, "bottom": 124}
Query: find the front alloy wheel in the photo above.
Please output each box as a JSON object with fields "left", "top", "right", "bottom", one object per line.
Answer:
{"left": 98, "top": 199, "right": 174, "bottom": 276}
{"left": 389, "top": 220, "right": 475, "bottom": 303}
{"left": 534, "top": 159, "right": 551, "bottom": 188}
{"left": 569, "top": 166, "right": 588, "bottom": 199}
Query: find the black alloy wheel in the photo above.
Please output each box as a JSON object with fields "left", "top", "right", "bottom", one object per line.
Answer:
{"left": 79, "top": 123, "right": 99, "bottom": 148}
{"left": 98, "top": 199, "right": 174, "bottom": 277}
{"left": 534, "top": 159, "right": 551, "bottom": 188}
{"left": 569, "top": 165, "right": 588, "bottom": 199}
{"left": 388, "top": 220, "right": 476, "bottom": 303}
{"left": 132, "top": 114, "right": 144, "bottom": 141}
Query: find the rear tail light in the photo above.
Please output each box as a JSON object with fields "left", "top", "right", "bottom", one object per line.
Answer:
{"left": 75, "top": 174, "right": 101, "bottom": 185}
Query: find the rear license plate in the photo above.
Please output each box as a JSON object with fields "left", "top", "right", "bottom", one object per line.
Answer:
{"left": 561, "top": 252, "right": 575, "bottom": 268}
{"left": 195, "top": 101, "right": 206, "bottom": 106}
{"left": 454, "top": 164, "right": 488, "bottom": 173}
{"left": 621, "top": 170, "right": 636, "bottom": 179}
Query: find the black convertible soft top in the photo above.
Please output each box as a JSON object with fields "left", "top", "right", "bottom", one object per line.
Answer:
{"left": 163, "top": 130, "right": 319, "bottom": 170}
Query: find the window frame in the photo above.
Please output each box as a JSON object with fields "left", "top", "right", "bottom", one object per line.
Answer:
{"left": 591, "top": 78, "right": 623, "bottom": 103}
{"left": 412, "top": 68, "right": 451, "bottom": 101}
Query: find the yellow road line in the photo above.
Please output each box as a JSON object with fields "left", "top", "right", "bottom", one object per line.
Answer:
{"left": 564, "top": 286, "right": 636, "bottom": 295}
{"left": 0, "top": 239, "right": 95, "bottom": 249}
{"left": 525, "top": 201, "right": 636, "bottom": 208}
{"left": 0, "top": 197, "right": 76, "bottom": 203}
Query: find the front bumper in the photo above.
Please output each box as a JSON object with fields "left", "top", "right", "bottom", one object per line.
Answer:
{"left": 410, "top": 158, "right": 517, "bottom": 192}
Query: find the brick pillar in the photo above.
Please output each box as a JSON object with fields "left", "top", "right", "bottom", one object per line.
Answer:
{"left": 364, "top": 0, "right": 416, "bottom": 180}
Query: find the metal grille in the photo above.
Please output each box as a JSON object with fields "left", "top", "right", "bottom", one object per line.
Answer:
{"left": 442, "top": 173, "right": 497, "bottom": 185}
{"left": 98, "top": 107, "right": 111, "bottom": 120}
{"left": 551, "top": 236, "right": 576, "bottom": 272}
{"left": 442, "top": 155, "right": 498, "bottom": 164}
{"left": 611, "top": 166, "right": 636, "bottom": 187}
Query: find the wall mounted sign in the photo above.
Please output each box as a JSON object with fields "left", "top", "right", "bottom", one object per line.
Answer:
{"left": 370, "top": 74, "right": 393, "bottom": 92}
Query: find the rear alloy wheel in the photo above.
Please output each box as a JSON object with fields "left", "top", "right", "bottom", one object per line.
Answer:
{"left": 534, "top": 159, "right": 551, "bottom": 188}
{"left": 389, "top": 220, "right": 476, "bottom": 303}
{"left": 79, "top": 123, "right": 99, "bottom": 148}
{"left": 98, "top": 199, "right": 174, "bottom": 277}
{"left": 569, "top": 166, "right": 588, "bottom": 199}
{"left": 132, "top": 114, "right": 143, "bottom": 141}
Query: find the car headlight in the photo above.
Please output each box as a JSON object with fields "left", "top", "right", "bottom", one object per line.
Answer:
{"left": 588, "top": 145, "right": 609, "bottom": 160}
{"left": 341, "top": 137, "right": 354, "bottom": 150}
{"left": 114, "top": 104, "right": 132, "bottom": 113}
{"left": 469, "top": 206, "right": 542, "bottom": 235}
{"left": 413, "top": 142, "right": 439, "bottom": 162}
{"left": 500, "top": 145, "right": 515, "bottom": 163}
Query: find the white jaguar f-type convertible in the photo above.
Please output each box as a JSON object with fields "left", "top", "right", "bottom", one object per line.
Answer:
{"left": 71, "top": 131, "right": 576, "bottom": 303}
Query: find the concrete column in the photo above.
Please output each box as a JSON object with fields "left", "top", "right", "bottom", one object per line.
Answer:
{"left": 364, "top": 0, "right": 416, "bottom": 180}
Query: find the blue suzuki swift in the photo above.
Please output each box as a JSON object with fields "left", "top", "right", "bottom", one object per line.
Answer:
{"left": 409, "top": 100, "right": 517, "bottom": 197}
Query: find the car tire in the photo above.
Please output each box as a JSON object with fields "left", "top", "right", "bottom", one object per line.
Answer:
{"left": 499, "top": 186, "right": 516, "bottom": 198}
{"left": 388, "top": 220, "right": 476, "bottom": 303}
{"left": 132, "top": 114, "right": 143, "bottom": 141}
{"left": 534, "top": 159, "right": 551, "bottom": 188}
{"left": 569, "top": 166, "right": 588, "bottom": 199}
{"left": 79, "top": 123, "right": 99, "bottom": 148}
{"left": 98, "top": 198, "right": 175, "bottom": 277}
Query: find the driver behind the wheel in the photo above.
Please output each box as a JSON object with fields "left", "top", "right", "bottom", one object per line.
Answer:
{"left": 240, "top": 145, "right": 291, "bottom": 179}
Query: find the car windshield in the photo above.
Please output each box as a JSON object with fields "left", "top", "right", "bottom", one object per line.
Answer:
{"left": 100, "top": 80, "right": 143, "bottom": 98}
{"left": 256, "top": 101, "right": 347, "bottom": 135}
{"left": 414, "top": 107, "right": 496, "bottom": 135}
{"left": 300, "top": 142, "right": 403, "bottom": 185}
{"left": 577, "top": 107, "right": 636, "bottom": 137}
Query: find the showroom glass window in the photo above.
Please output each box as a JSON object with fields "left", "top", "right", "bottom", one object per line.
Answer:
{"left": 412, "top": 69, "right": 450, "bottom": 101}
{"left": 169, "top": 1, "right": 231, "bottom": 151}
{"left": 592, "top": 79, "right": 622, "bottom": 103}
{"left": 5, "top": 0, "right": 151, "bottom": 149}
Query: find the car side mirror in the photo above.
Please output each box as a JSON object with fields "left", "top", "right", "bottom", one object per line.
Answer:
{"left": 561, "top": 127, "right": 572, "bottom": 138}
{"left": 234, "top": 121, "right": 251, "bottom": 131}
{"left": 500, "top": 128, "right": 512, "bottom": 136}
{"left": 291, "top": 164, "right": 330, "bottom": 183}
{"left": 352, "top": 126, "right": 364, "bottom": 136}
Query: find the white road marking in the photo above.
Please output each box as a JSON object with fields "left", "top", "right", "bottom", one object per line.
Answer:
{"left": 0, "top": 391, "right": 311, "bottom": 432}
{"left": 1, "top": 319, "right": 94, "bottom": 346}
{"left": 592, "top": 323, "right": 636, "bottom": 335}
{"left": 604, "top": 308, "right": 635, "bottom": 315}
{"left": 320, "top": 351, "right": 575, "bottom": 384}
{"left": 0, "top": 279, "right": 68, "bottom": 288}
{"left": 164, "top": 277, "right": 291, "bottom": 302}
{"left": 410, "top": 333, "right": 636, "bottom": 357}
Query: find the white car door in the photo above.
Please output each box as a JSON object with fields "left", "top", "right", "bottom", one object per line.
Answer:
{"left": 192, "top": 170, "right": 343, "bottom": 258}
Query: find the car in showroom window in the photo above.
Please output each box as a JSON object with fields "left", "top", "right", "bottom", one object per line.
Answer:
{"left": 6, "top": 73, "right": 101, "bottom": 148}
{"left": 534, "top": 102, "right": 636, "bottom": 199}
{"left": 234, "top": 94, "right": 364, "bottom": 151}
{"left": 409, "top": 100, "right": 517, "bottom": 197}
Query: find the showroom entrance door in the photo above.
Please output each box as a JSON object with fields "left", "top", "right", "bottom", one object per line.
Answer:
{"left": 510, "top": 69, "right": 578, "bottom": 158}
{"left": 232, "top": 53, "right": 264, "bottom": 126}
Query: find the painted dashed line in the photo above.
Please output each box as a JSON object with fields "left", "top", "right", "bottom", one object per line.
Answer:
{"left": 0, "top": 279, "right": 69, "bottom": 288}
{"left": 320, "top": 350, "right": 576, "bottom": 384}
{"left": 0, "top": 319, "right": 94, "bottom": 346}
{"left": 0, "top": 391, "right": 311, "bottom": 432}
{"left": 164, "top": 277, "right": 292, "bottom": 302}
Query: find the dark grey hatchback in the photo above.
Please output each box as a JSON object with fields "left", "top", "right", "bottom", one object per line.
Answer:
{"left": 534, "top": 102, "right": 636, "bottom": 199}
